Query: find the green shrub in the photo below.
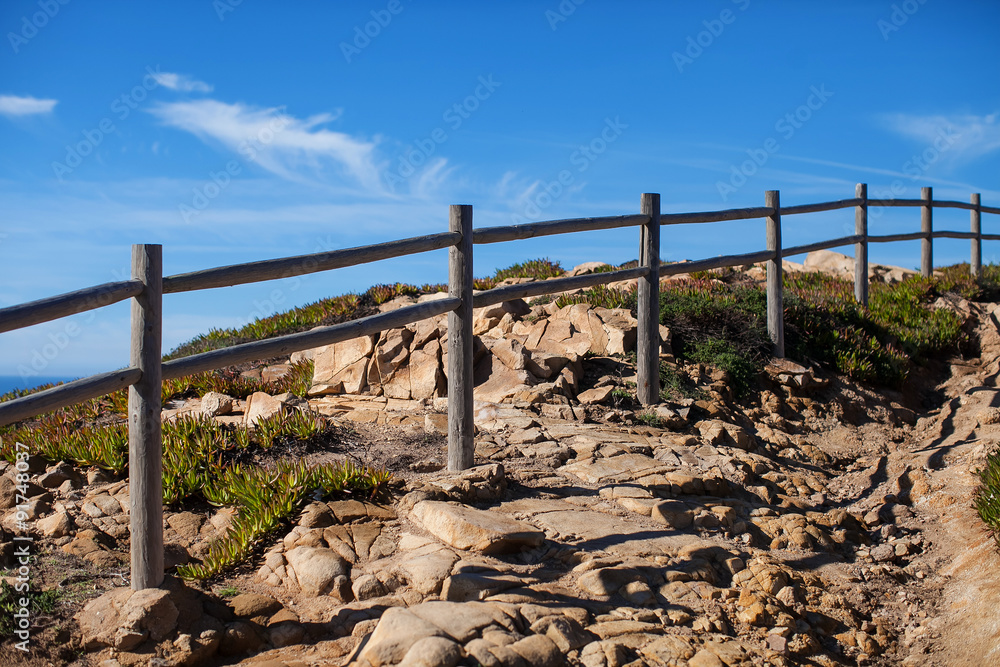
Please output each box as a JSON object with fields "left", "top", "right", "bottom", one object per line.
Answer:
{"left": 493, "top": 258, "right": 564, "bottom": 282}
{"left": 636, "top": 411, "right": 664, "bottom": 428}
{"left": 0, "top": 580, "right": 60, "bottom": 638}
{"left": 975, "top": 447, "right": 1000, "bottom": 551}
{"left": 659, "top": 362, "right": 703, "bottom": 402}
{"left": 179, "top": 458, "right": 390, "bottom": 580}
{"left": 0, "top": 409, "right": 391, "bottom": 581}
{"left": 556, "top": 284, "right": 636, "bottom": 310}
{"left": 783, "top": 271, "right": 963, "bottom": 387}
{"left": 659, "top": 280, "right": 770, "bottom": 397}
{"left": 688, "top": 338, "right": 759, "bottom": 396}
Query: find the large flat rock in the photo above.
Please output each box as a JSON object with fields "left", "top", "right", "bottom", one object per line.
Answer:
{"left": 411, "top": 501, "right": 545, "bottom": 555}
{"left": 503, "top": 499, "right": 701, "bottom": 557}
{"left": 561, "top": 453, "right": 670, "bottom": 485}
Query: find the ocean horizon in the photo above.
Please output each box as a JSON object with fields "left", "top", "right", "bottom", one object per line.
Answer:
{"left": 0, "top": 375, "right": 78, "bottom": 397}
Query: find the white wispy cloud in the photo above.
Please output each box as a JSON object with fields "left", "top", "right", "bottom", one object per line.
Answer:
{"left": 881, "top": 112, "right": 1000, "bottom": 164}
{"left": 148, "top": 99, "right": 382, "bottom": 190}
{"left": 410, "top": 158, "right": 455, "bottom": 199}
{"left": 0, "top": 94, "right": 57, "bottom": 117}
{"left": 151, "top": 72, "right": 214, "bottom": 93}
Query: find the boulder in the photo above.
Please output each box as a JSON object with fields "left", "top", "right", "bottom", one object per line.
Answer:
{"left": 395, "top": 537, "right": 460, "bottom": 595}
{"left": 407, "top": 315, "right": 443, "bottom": 348}
{"left": 310, "top": 335, "right": 376, "bottom": 395}
{"left": 284, "top": 546, "right": 352, "bottom": 600}
{"left": 355, "top": 606, "right": 448, "bottom": 667}
{"left": 37, "top": 509, "right": 73, "bottom": 538}
{"left": 262, "top": 363, "right": 292, "bottom": 384}
{"left": 200, "top": 392, "right": 233, "bottom": 417}
{"left": 473, "top": 353, "right": 537, "bottom": 403}
{"left": 410, "top": 501, "right": 545, "bottom": 555}
{"left": 410, "top": 339, "right": 445, "bottom": 400}
{"left": 397, "top": 636, "right": 462, "bottom": 667}
{"left": 77, "top": 587, "right": 179, "bottom": 651}
{"left": 229, "top": 593, "right": 282, "bottom": 619}
{"left": 577, "top": 385, "right": 615, "bottom": 405}
{"left": 566, "top": 261, "right": 611, "bottom": 276}
{"left": 244, "top": 392, "right": 283, "bottom": 426}
{"left": 804, "top": 250, "right": 855, "bottom": 276}
{"left": 595, "top": 308, "right": 638, "bottom": 355}
{"left": 368, "top": 328, "right": 415, "bottom": 395}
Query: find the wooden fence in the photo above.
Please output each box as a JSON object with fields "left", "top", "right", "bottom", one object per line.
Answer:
{"left": 1, "top": 183, "right": 998, "bottom": 590}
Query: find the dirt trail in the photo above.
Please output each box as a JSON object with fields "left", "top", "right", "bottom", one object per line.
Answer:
{"left": 883, "top": 302, "right": 1000, "bottom": 666}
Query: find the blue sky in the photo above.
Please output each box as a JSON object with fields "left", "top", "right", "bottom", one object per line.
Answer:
{"left": 1, "top": 0, "right": 999, "bottom": 384}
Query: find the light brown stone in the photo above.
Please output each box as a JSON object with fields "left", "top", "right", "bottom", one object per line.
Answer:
{"left": 200, "top": 391, "right": 233, "bottom": 417}
{"left": 473, "top": 353, "right": 536, "bottom": 403}
{"left": 411, "top": 501, "right": 545, "bottom": 554}
{"left": 244, "top": 392, "right": 284, "bottom": 426}
{"left": 284, "top": 546, "right": 351, "bottom": 599}
{"left": 356, "top": 607, "right": 448, "bottom": 667}
{"left": 310, "top": 335, "right": 376, "bottom": 395}
{"left": 576, "top": 386, "right": 615, "bottom": 405}
{"left": 368, "top": 328, "right": 414, "bottom": 394}
{"left": 410, "top": 339, "right": 444, "bottom": 400}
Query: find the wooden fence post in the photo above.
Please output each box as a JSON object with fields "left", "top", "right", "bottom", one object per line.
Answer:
{"left": 637, "top": 193, "right": 661, "bottom": 405}
{"left": 448, "top": 205, "right": 475, "bottom": 471}
{"left": 855, "top": 183, "right": 869, "bottom": 307}
{"left": 972, "top": 193, "right": 982, "bottom": 278}
{"left": 129, "top": 244, "right": 163, "bottom": 590}
{"left": 921, "top": 187, "right": 933, "bottom": 277}
{"left": 766, "top": 191, "right": 784, "bottom": 357}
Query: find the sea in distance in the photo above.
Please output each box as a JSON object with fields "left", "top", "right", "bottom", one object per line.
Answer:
{"left": 0, "top": 376, "right": 77, "bottom": 397}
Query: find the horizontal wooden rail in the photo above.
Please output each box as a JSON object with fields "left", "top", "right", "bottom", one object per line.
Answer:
{"left": 868, "top": 198, "right": 925, "bottom": 208}
{"left": 0, "top": 280, "right": 144, "bottom": 334}
{"left": 780, "top": 199, "right": 862, "bottom": 216}
{"left": 660, "top": 206, "right": 774, "bottom": 225}
{"left": 161, "top": 297, "right": 460, "bottom": 380}
{"left": 932, "top": 200, "right": 978, "bottom": 211}
{"left": 0, "top": 367, "right": 141, "bottom": 427}
{"left": 868, "top": 232, "right": 928, "bottom": 243}
{"left": 471, "top": 267, "right": 648, "bottom": 308}
{"left": 783, "top": 235, "right": 865, "bottom": 258}
{"left": 983, "top": 234, "right": 1000, "bottom": 241}
{"left": 471, "top": 214, "right": 649, "bottom": 245}
{"left": 660, "top": 249, "right": 776, "bottom": 276}
{"left": 983, "top": 205, "right": 1000, "bottom": 215}
{"left": 162, "top": 232, "right": 461, "bottom": 294}
{"left": 932, "top": 231, "right": 978, "bottom": 240}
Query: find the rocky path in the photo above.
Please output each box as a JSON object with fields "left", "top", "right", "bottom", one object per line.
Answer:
{"left": 11, "top": 296, "right": 1000, "bottom": 666}
{"left": 229, "top": 301, "right": 1000, "bottom": 667}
